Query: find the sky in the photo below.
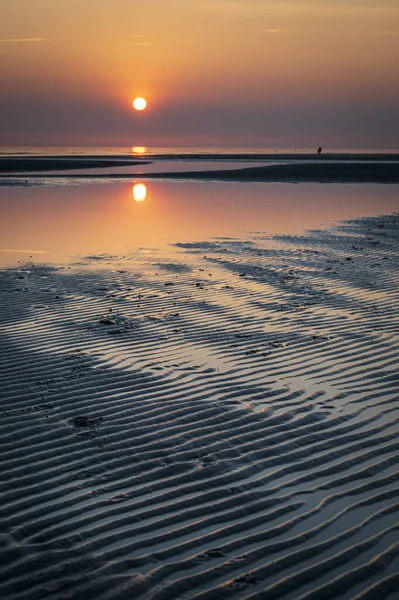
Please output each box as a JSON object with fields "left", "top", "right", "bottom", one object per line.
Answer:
{"left": 1, "top": 0, "right": 399, "bottom": 148}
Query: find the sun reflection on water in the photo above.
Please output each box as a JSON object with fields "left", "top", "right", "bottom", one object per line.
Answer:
{"left": 133, "top": 182, "right": 147, "bottom": 202}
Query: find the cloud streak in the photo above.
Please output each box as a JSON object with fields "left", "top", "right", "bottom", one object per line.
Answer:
{"left": 118, "top": 41, "right": 155, "bottom": 47}
{"left": 194, "top": 0, "right": 399, "bottom": 16}
{"left": 366, "top": 31, "right": 399, "bottom": 36}
{"left": 0, "top": 38, "right": 49, "bottom": 43}
{"left": 262, "top": 29, "right": 290, "bottom": 33}
{"left": 0, "top": 249, "right": 47, "bottom": 254}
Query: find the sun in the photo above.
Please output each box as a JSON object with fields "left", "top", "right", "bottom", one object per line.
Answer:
{"left": 132, "top": 97, "right": 147, "bottom": 111}
{"left": 131, "top": 146, "right": 147, "bottom": 155}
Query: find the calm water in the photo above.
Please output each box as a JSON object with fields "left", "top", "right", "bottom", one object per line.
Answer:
{"left": 0, "top": 180, "right": 398, "bottom": 266}
{"left": 1, "top": 146, "right": 398, "bottom": 158}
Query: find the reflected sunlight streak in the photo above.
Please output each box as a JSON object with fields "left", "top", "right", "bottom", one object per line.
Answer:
{"left": 133, "top": 182, "right": 147, "bottom": 202}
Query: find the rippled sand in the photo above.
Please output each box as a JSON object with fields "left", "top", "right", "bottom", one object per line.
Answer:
{"left": 0, "top": 214, "right": 398, "bottom": 600}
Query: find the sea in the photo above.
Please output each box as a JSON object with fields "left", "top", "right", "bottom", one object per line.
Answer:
{"left": 1, "top": 146, "right": 398, "bottom": 156}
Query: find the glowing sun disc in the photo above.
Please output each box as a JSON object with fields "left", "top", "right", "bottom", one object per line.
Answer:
{"left": 133, "top": 97, "right": 147, "bottom": 111}
{"left": 132, "top": 146, "right": 147, "bottom": 155}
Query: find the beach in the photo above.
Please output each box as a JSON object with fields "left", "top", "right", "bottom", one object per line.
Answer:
{"left": 1, "top": 186, "right": 398, "bottom": 598}
{"left": 0, "top": 157, "right": 150, "bottom": 173}
{"left": 137, "top": 162, "right": 399, "bottom": 184}
{"left": 1, "top": 154, "right": 399, "bottom": 184}
{"left": 3, "top": 0, "right": 399, "bottom": 592}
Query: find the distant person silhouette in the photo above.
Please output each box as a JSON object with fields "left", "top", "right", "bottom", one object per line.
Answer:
{"left": 317, "top": 147, "right": 323, "bottom": 155}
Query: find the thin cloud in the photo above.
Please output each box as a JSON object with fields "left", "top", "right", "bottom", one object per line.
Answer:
{"left": 196, "top": 0, "right": 399, "bottom": 6}
{"left": 118, "top": 41, "right": 155, "bottom": 47}
{"left": 0, "top": 38, "right": 49, "bottom": 43}
{"left": 366, "top": 31, "right": 399, "bottom": 36}
{"left": 194, "top": 1, "right": 399, "bottom": 16}
{"left": 262, "top": 29, "right": 290, "bottom": 33}
{"left": 0, "top": 249, "right": 47, "bottom": 254}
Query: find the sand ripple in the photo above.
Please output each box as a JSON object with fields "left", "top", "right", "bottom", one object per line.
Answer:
{"left": 0, "top": 214, "right": 398, "bottom": 599}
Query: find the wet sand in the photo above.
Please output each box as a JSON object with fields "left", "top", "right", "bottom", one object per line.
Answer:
{"left": 1, "top": 154, "right": 398, "bottom": 183}
{"left": 140, "top": 162, "right": 399, "bottom": 183}
{"left": 0, "top": 157, "right": 150, "bottom": 173}
{"left": 1, "top": 213, "right": 399, "bottom": 599}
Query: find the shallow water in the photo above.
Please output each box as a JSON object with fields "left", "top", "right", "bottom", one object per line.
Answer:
{"left": 0, "top": 181, "right": 398, "bottom": 266}
{"left": 0, "top": 185, "right": 398, "bottom": 599}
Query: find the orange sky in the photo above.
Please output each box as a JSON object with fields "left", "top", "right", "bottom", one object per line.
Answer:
{"left": 1, "top": 0, "right": 399, "bottom": 147}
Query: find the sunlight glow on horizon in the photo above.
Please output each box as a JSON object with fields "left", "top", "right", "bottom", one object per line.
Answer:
{"left": 1, "top": 0, "right": 399, "bottom": 147}
{"left": 132, "top": 146, "right": 147, "bottom": 155}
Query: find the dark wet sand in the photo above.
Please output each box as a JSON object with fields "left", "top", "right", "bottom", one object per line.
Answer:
{"left": 136, "top": 152, "right": 399, "bottom": 162}
{"left": 0, "top": 157, "right": 151, "bottom": 173}
{"left": 1, "top": 156, "right": 398, "bottom": 182}
{"left": 141, "top": 162, "right": 399, "bottom": 183}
